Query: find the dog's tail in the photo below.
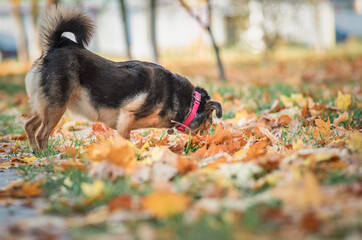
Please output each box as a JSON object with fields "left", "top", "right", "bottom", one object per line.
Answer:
{"left": 38, "top": 5, "right": 94, "bottom": 53}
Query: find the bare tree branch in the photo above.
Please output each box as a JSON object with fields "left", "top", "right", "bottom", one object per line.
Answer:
{"left": 178, "top": 0, "right": 226, "bottom": 81}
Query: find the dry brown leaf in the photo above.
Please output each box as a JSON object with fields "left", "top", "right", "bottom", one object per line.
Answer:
{"left": 1, "top": 133, "right": 27, "bottom": 141}
{"left": 333, "top": 112, "right": 349, "bottom": 126}
{"left": 313, "top": 118, "right": 333, "bottom": 144}
{"left": 92, "top": 123, "right": 114, "bottom": 141}
{"left": 108, "top": 194, "right": 134, "bottom": 212}
{"left": 0, "top": 180, "right": 43, "bottom": 198}
{"left": 277, "top": 114, "right": 292, "bottom": 126}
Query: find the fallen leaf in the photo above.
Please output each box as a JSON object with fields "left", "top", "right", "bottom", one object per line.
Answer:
{"left": 346, "top": 131, "right": 362, "bottom": 152}
{"left": 333, "top": 112, "right": 349, "bottom": 126}
{"left": 336, "top": 91, "right": 351, "bottom": 111}
{"left": 245, "top": 140, "right": 268, "bottom": 160}
{"left": 0, "top": 180, "right": 44, "bottom": 198}
{"left": 313, "top": 118, "right": 333, "bottom": 143}
{"left": 22, "top": 156, "right": 38, "bottom": 163}
{"left": 273, "top": 171, "right": 325, "bottom": 211}
{"left": 142, "top": 192, "right": 190, "bottom": 218}
{"left": 177, "top": 156, "right": 197, "bottom": 174}
{"left": 87, "top": 136, "right": 135, "bottom": 168}
{"left": 108, "top": 194, "right": 133, "bottom": 211}
{"left": 81, "top": 180, "right": 105, "bottom": 199}
{"left": 92, "top": 123, "right": 114, "bottom": 141}
{"left": 277, "top": 114, "right": 292, "bottom": 126}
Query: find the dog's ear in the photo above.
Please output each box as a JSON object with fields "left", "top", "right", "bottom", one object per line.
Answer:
{"left": 206, "top": 100, "right": 222, "bottom": 118}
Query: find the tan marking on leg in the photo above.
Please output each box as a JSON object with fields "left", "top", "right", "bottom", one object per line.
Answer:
{"left": 25, "top": 63, "right": 46, "bottom": 116}
{"left": 133, "top": 111, "right": 162, "bottom": 129}
{"left": 116, "top": 110, "right": 135, "bottom": 139}
{"left": 36, "top": 107, "right": 66, "bottom": 150}
{"left": 98, "top": 108, "right": 120, "bottom": 129}
{"left": 25, "top": 115, "right": 42, "bottom": 151}
{"left": 123, "top": 93, "right": 148, "bottom": 112}
{"left": 68, "top": 88, "right": 99, "bottom": 122}
{"left": 115, "top": 93, "right": 148, "bottom": 138}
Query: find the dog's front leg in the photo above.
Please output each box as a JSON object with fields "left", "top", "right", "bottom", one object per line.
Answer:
{"left": 116, "top": 109, "right": 135, "bottom": 139}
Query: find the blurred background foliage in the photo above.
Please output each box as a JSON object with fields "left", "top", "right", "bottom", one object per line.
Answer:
{"left": 0, "top": 0, "right": 361, "bottom": 83}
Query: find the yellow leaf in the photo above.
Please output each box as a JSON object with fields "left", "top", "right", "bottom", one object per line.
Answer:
{"left": 22, "top": 156, "right": 38, "bottom": 163}
{"left": 142, "top": 192, "right": 190, "bottom": 218}
{"left": 291, "top": 93, "right": 307, "bottom": 107}
{"left": 234, "top": 110, "right": 248, "bottom": 122}
{"left": 303, "top": 152, "right": 339, "bottom": 166}
{"left": 292, "top": 139, "right": 305, "bottom": 150}
{"left": 346, "top": 131, "right": 362, "bottom": 152}
{"left": 280, "top": 95, "right": 293, "bottom": 108}
{"left": 140, "top": 140, "right": 153, "bottom": 154}
{"left": 81, "top": 180, "right": 105, "bottom": 199}
{"left": 336, "top": 91, "right": 351, "bottom": 111}
{"left": 280, "top": 93, "right": 306, "bottom": 107}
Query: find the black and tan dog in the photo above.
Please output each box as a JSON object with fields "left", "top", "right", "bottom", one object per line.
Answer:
{"left": 25, "top": 6, "right": 222, "bottom": 151}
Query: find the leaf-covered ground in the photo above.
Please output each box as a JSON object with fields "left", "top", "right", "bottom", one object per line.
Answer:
{"left": 0, "top": 55, "right": 361, "bottom": 240}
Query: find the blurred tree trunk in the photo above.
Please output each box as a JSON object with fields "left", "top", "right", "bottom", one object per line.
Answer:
{"left": 119, "top": 0, "right": 132, "bottom": 60}
{"left": 310, "top": 0, "right": 323, "bottom": 54}
{"left": 30, "top": 0, "right": 41, "bottom": 59}
{"left": 47, "top": 0, "right": 60, "bottom": 6}
{"left": 179, "top": 0, "right": 226, "bottom": 82}
{"left": 150, "top": 0, "right": 159, "bottom": 63}
{"left": 10, "top": 0, "right": 28, "bottom": 62}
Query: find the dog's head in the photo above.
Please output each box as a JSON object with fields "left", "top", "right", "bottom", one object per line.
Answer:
{"left": 188, "top": 87, "right": 222, "bottom": 135}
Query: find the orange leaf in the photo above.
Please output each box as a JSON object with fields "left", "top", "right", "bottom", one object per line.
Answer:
{"left": 20, "top": 181, "right": 44, "bottom": 197}
{"left": 177, "top": 156, "right": 197, "bottom": 174}
{"left": 278, "top": 114, "right": 292, "bottom": 126}
{"left": 1, "top": 181, "right": 44, "bottom": 198}
{"left": 142, "top": 192, "right": 190, "bottom": 218}
{"left": 168, "top": 137, "right": 186, "bottom": 154}
{"left": 212, "top": 92, "right": 223, "bottom": 103}
{"left": 245, "top": 141, "right": 268, "bottom": 160}
{"left": 108, "top": 194, "right": 133, "bottom": 211}
{"left": 208, "top": 124, "right": 244, "bottom": 145}
{"left": 59, "top": 158, "right": 87, "bottom": 171}
{"left": 92, "top": 123, "right": 114, "bottom": 141}
{"left": 87, "top": 137, "right": 135, "bottom": 167}
{"left": 54, "top": 145, "right": 81, "bottom": 158}
{"left": 313, "top": 118, "right": 332, "bottom": 143}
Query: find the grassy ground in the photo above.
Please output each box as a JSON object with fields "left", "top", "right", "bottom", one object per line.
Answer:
{"left": 0, "top": 48, "right": 361, "bottom": 239}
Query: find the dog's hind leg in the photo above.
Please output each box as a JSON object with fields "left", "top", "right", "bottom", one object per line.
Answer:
{"left": 25, "top": 115, "right": 42, "bottom": 151}
{"left": 35, "top": 107, "right": 66, "bottom": 150}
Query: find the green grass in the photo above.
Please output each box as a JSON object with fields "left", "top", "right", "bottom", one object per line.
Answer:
{"left": 0, "top": 115, "right": 25, "bottom": 135}
{"left": 0, "top": 80, "right": 26, "bottom": 94}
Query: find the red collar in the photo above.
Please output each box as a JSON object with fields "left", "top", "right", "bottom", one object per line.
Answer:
{"left": 176, "top": 91, "right": 201, "bottom": 132}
